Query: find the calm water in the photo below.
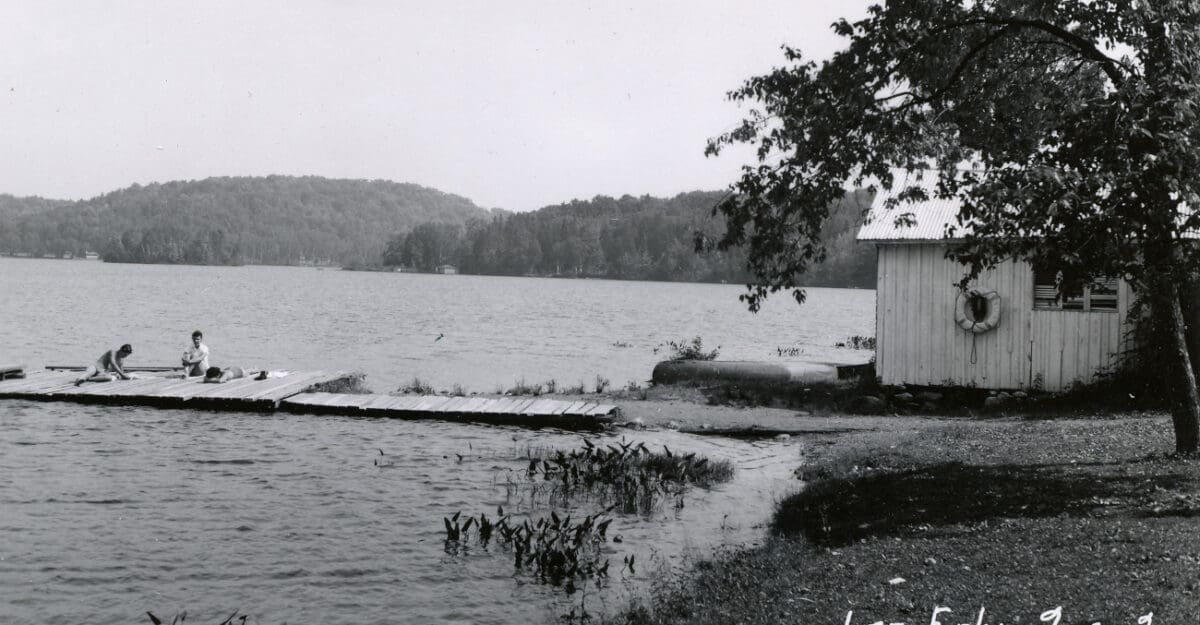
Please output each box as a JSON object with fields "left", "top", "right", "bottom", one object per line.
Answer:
{"left": 0, "top": 258, "right": 874, "bottom": 392}
{"left": 0, "top": 259, "right": 876, "bottom": 624}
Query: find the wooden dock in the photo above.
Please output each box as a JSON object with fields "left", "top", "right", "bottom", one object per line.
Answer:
{"left": 0, "top": 367, "right": 619, "bottom": 428}
{"left": 281, "top": 392, "right": 618, "bottom": 428}
{"left": 0, "top": 369, "right": 357, "bottom": 411}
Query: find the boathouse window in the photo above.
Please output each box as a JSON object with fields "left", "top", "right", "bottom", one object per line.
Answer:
{"left": 1033, "top": 267, "right": 1118, "bottom": 312}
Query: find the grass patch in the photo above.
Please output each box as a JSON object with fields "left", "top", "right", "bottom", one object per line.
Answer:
{"left": 691, "top": 371, "right": 1165, "bottom": 418}
{"left": 605, "top": 417, "right": 1200, "bottom": 624}
{"left": 397, "top": 377, "right": 435, "bottom": 395}
{"left": 507, "top": 378, "right": 545, "bottom": 396}
{"left": 564, "top": 381, "right": 587, "bottom": 394}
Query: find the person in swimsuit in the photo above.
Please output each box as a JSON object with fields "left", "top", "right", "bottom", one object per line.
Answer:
{"left": 203, "top": 366, "right": 246, "bottom": 383}
{"left": 74, "top": 344, "right": 133, "bottom": 385}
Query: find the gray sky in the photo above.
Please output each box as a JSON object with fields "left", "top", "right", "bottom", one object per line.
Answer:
{"left": 2, "top": 1, "right": 868, "bottom": 211}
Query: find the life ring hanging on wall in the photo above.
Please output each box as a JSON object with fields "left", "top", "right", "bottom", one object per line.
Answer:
{"left": 954, "top": 288, "right": 1001, "bottom": 333}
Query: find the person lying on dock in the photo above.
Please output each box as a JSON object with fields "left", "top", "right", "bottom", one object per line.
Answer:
{"left": 74, "top": 344, "right": 134, "bottom": 385}
{"left": 203, "top": 366, "right": 248, "bottom": 383}
{"left": 181, "top": 330, "right": 210, "bottom": 377}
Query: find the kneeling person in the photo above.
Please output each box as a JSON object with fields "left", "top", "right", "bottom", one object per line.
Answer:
{"left": 74, "top": 344, "right": 133, "bottom": 385}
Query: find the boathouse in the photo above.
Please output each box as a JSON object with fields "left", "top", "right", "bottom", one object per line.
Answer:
{"left": 856, "top": 175, "right": 1134, "bottom": 391}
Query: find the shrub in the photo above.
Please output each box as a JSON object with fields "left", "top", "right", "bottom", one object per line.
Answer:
{"left": 398, "top": 377, "right": 435, "bottom": 395}
{"left": 834, "top": 335, "right": 876, "bottom": 350}
{"left": 656, "top": 336, "right": 720, "bottom": 361}
{"left": 506, "top": 379, "right": 544, "bottom": 396}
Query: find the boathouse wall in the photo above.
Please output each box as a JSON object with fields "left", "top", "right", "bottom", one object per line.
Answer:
{"left": 874, "top": 243, "right": 1134, "bottom": 391}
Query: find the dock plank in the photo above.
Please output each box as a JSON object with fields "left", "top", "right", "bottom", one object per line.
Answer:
{"left": 525, "top": 399, "right": 558, "bottom": 416}
{"left": 510, "top": 398, "right": 538, "bottom": 414}
{"left": 488, "top": 398, "right": 515, "bottom": 413}
{"left": 0, "top": 372, "right": 73, "bottom": 393}
{"left": 68, "top": 375, "right": 178, "bottom": 397}
{"left": 245, "top": 371, "right": 348, "bottom": 402}
{"left": 438, "top": 397, "right": 470, "bottom": 412}
{"left": 385, "top": 395, "right": 421, "bottom": 411}
{"left": 360, "top": 394, "right": 398, "bottom": 410}
{"left": 237, "top": 372, "right": 307, "bottom": 400}
{"left": 462, "top": 397, "right": 494, "bottom": 413}
{"left": 242, "top": 373, "right": 317, "bottom": 400}
{"left": 0, "top": 368, "right": 358, "bottom": 412}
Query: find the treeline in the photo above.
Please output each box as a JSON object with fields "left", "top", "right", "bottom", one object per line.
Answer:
{"left": 0, "top": 176, "right": 489, "bottom": 265}
{"left": 0, "top": 177, "right": 877, "bottom": 287}
{"left": 382, "top": 189, "right": 876, "bottom": 287}
{"left": 0, "top": 194, "right": 71, "bottom": 221}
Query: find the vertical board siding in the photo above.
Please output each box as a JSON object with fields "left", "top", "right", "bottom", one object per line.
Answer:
{"left": 876, "top": 244, "right": 1127, "bottom": 391}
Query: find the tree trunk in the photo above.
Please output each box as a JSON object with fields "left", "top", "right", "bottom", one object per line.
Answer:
{"left": 1165, "top": 280, "right": 1200, "bottom": 454}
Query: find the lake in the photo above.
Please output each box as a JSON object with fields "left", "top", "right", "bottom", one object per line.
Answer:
{"left": 0, "top": 259, "right": 876, "bottom": 624}
{"left": 0, "top": 258, "right": 874, "bottom": 392}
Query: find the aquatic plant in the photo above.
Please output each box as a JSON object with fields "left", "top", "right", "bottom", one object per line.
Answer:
{"left": 507, "top": 378, "right": 544, "bottom": 396}
{"left": 563, "top": 381, "right": 587, "bottom": 394}
{"left": 374, "top": 448, "right": 396, "bottom": 468}
{"left": 593, "top": 376, "right": 610, "bottom": 393}
{"left": 834, "top": 335, "right": 876, "bottom": 350}
{"left": 545, "top": 379, "right": 558, "bottom": 394}
{"left": 443, "top": 506, "right": 615, "bottom": 594}
{"left": 655, "top": 336, "right": 720, "bottom": 361}
{"left": 501, "top": 439, "right": 734, "bottom": 515}
{"left": 146, "top": 609, "right": 266, "bottom": 624}
{"left": 450, "top": 383, "right": 468, "bottom": 397}
{"left": 397, "top": 377, "right": 435, "bottom": 395}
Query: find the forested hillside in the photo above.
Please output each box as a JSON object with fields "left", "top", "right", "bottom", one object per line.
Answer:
{"left": 382, "top": 188, "right": 876, "bottom": 287}
{"left": 0, "top": 177, "right": 876, "bottom": 287}
{"left": 0, "top": 194, "right": 71, "bottom": 222}
{"left": 0, "top": 176, "right": 489, "bottom": 265}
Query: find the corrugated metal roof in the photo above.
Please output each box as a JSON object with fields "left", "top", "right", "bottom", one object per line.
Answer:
{"left": 856, "top": 172, "right": 968, "bottom": 242}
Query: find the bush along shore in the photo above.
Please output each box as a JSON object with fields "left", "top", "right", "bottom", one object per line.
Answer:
{"left": 604, "top": 415, "right": 1200, "bottom": 624}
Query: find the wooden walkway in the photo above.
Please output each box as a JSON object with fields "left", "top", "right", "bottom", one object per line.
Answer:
{"left": 281, "top": 392, "right": 618, "bottom": 428}
{"left": 0, "top": 366, "right": 619, "bottom": 428}
{"left": 0, "top": 369, "right": 356, "bottom": 411}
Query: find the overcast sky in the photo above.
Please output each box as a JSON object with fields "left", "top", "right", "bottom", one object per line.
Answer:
{"left": 2, "top": 1, "right": 869, "bottom": 211}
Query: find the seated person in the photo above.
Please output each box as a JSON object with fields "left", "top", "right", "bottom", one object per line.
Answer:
{"left": 181, "top": 330, "right": 210, "bottom": 377}
{"left": 74, "top": 344, "right": 134, "bottom": 385}
{"left": 203, "top": 366, "right": 247, "bottom": 383}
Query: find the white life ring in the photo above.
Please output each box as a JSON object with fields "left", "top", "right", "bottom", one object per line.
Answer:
{"left": 954, "top": 288, "right": 1001, "bottom": 333}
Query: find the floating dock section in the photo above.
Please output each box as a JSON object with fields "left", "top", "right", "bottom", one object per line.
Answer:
{"left": 0, "top": 369, "right": 356, "bottom": 411}
{"left": 282, "top": 392, "right": 617, "bottom": 428}
{"left": 0, "top": 367, "right": 618, "bottom": 428}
